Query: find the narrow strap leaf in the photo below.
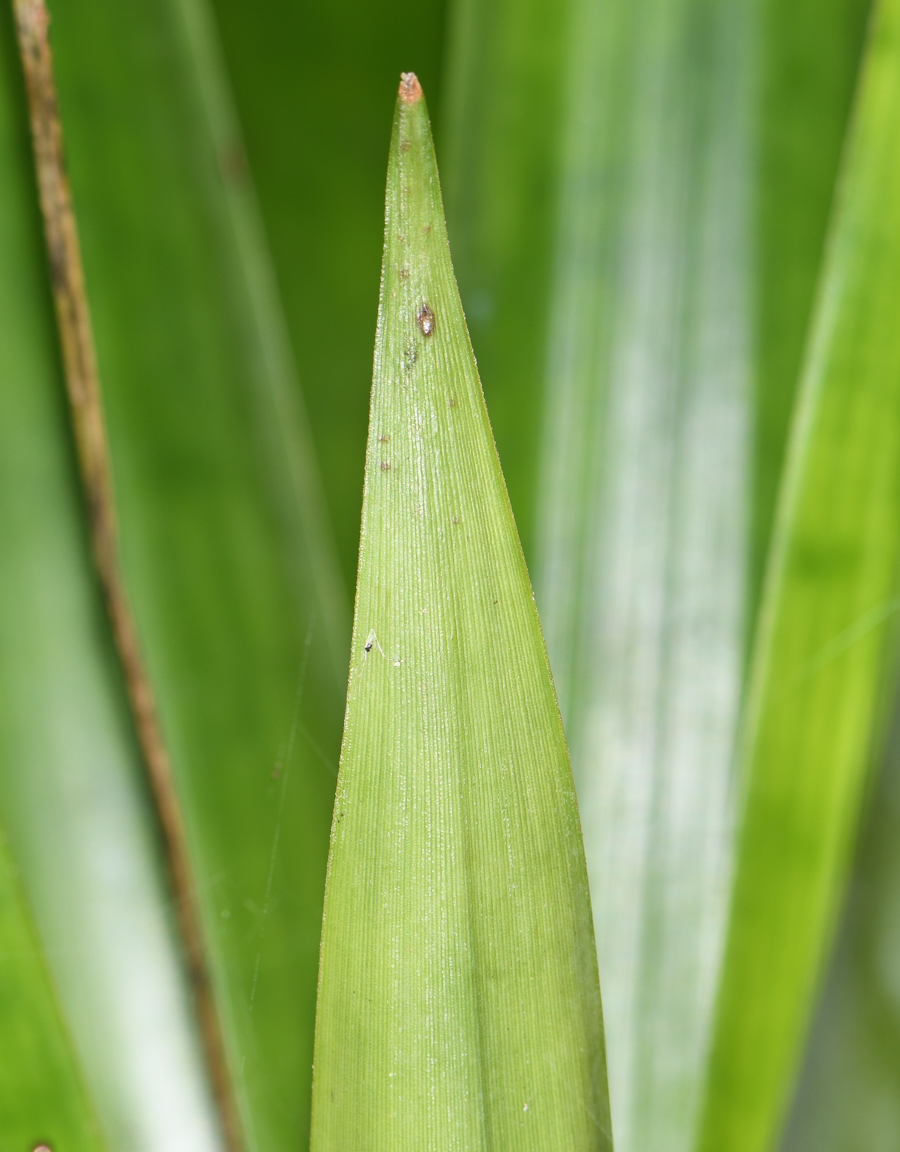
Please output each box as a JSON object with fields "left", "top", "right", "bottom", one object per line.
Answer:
{"left": 698, "top": 0, "right": 900, "bottom": 1145}
{"left": 310, "top": 75, "right": 611, "bottom": 1151}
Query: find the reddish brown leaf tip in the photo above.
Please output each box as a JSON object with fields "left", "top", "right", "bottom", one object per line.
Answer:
{"left": 399, "top": 72, "right": 423, "bottom": 104}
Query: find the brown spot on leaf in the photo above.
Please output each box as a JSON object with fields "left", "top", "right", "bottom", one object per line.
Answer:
{"left": 378, "top": 434, "right": 390, "bottom": 443}
{"left": 380, "top": 460, "right": 391, "bottom": 471}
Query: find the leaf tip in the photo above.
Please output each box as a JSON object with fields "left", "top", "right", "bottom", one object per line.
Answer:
{"left": 399, "top": 72, "right": 423, "bottom": 105}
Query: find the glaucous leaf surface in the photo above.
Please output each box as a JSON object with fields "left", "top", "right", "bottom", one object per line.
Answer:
{"left": 0, "top": 9, "right": 222, "bottom": 1149}
{"left": 534, "top": 1, "right": 752, "bottom": 1148}
{"left": 209, "top": 0, "right": 449, "bottom": 587}
{"left": 310, "top": 79, "right": 611, "bottom": 1152}
{"left": 41, "top": 0, "right": 348, "bottom": 1146}
{"left": 698, "top": 1, "right": 900, "bottom": 1146}
{"left": 441, "top": 0, "right": 873, "bottom": 1148}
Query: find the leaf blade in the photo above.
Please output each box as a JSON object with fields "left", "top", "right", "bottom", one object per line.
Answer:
{"left": 310, "top": 78, "right": 610, "bottom": 1152}
{"left": 698, "top": 0, "right": 900, "bottom": 1144}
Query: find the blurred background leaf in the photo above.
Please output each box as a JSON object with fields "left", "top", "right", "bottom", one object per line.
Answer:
{"left": 0, "top": 0, "right": 365, "bottom": 1145}
{"left": 535, "top": 0, "right": 753, "bottom": 1146}
{"left": 752, "top": 0, "right": 871, "bottom": 614}
{"left": 44, "top": 0, "right": 351, "bottom": 1145}
{"left": 782, "top": 703, "right": 900, "bottom": 1151}
{"left": 0, "top": 834, "right": 107, "bottom": 1152}
{"left": 442, "top": 0, "right": 570, "bottom": 560}
{"left": 209, "top": 0, "right": 448, "bottom": 586}
{"left": 441, "top": 0, "right": 875, "bottom": 1151}
{"left": 698, "top": 0, "right": 900, "bottom": 1146}
{"left": 0, "top": 5, "right": 223, "bottom": 1146}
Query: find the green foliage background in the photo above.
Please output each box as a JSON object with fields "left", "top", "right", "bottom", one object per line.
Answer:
{"left": 3, "top": 0, "right": 900, "bottom": 1149}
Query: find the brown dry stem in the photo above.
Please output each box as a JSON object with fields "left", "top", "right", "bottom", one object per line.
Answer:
{"left": 11, "top": 3, "right": 242, "bottom": 1149}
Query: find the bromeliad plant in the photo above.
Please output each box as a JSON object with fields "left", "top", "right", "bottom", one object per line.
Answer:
{"left": 3, "top": 0, "right": 900, "bottom": 1151}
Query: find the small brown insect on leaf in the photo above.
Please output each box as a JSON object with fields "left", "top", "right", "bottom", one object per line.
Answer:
{"left": 418, "top": 303, "right": 435, "bottom": 337}
{"left": 380, "top": 460, "right": 391, "bottom": 471}
{"left": 378, "top": 434, "right": 390, "bottom": 443}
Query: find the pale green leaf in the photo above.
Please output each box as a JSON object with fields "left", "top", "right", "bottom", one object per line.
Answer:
{"left": 697, "top": 0, "right": 900, "bottom": 1146}
{"left": 442, "top": 0, "right": 872, "bottom": 1147}
{"left": 536, "top": 2, "right": 752, "bottom": 1148}
{"left": 310, "top": 78, "right": 611, "bottom": 1151}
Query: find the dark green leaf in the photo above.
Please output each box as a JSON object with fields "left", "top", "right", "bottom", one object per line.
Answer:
{"left": 209, "top": 0, "right": 449, "bottom": 586}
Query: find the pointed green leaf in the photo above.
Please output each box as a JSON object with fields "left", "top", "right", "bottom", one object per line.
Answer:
{"left": 753, "top": 0, "right": 872, "bottom": 613}
{"left": 310, "top": 77, "right": 611, "bottom": 1151}
{"left": 698, "top": 0, "right": 900, "bottom": 1146}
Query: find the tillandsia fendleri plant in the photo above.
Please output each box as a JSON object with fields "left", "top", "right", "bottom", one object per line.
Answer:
{"left": 4, "top": 0, "right": 900, "bottom": 1149}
